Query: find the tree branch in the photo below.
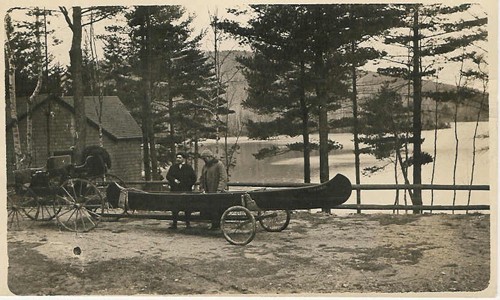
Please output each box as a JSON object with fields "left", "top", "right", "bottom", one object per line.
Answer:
{"left": 59, "top": 6, "right": 73, "bottom": 31}
{"left": 82, "top": 11, "right": 116, "bottom": 27}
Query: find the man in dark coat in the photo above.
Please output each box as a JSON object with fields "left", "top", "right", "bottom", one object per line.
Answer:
{"left": 166, "top": 152, "right": 197, "bottom": 229}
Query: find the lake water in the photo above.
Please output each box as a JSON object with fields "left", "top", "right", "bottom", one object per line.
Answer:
{"left": 204, "top": 122, "right": 492, "bottom": 209}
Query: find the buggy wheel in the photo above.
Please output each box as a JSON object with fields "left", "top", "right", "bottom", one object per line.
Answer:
{"left": 7, "top": 189, "right": 24, "bottom": 230}
{"left": 19, "top": 186, "right": 60, "bottom": 221}
{"left": 55, "top": 178, "right": 103, "bottom": 232}
{"left": 89, "top": 173, "right": 126, "bottom": 221}
{"left": 258, "top": 210, "right": 291, "bottom": 232}
{"left": 221, "top": 206, "right": 256, "bottom": 246}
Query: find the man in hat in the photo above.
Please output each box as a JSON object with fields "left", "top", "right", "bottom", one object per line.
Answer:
{"left": 166, "top": 152, "right": 197, "bottom": 229}
{"left": 199, "top": 149, "right": 228, "bottom": 229}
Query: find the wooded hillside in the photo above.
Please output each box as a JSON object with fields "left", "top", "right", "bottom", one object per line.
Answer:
{"left": 220, "top": 50, "right": 488, "bottom": 136}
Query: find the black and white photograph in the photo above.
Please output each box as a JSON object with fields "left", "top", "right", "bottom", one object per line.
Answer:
{"left": 1, "top": 0, "right": 496, "bottom": 297}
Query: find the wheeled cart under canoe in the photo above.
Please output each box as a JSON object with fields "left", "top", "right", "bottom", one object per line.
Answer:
{"left": 106, "top": 173, "right": 352, "bottom": 245}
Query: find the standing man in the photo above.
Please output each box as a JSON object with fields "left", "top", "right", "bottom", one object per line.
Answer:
{"left": 199, "top": 149, "right": 228, "bottom": 229}
{"left": 166, "top": 152, "right": 197, "bottom": 229}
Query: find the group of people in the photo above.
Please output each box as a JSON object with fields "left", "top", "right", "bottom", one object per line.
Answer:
{"left": 165, "top": 149, "right": 227, "bottom": 230}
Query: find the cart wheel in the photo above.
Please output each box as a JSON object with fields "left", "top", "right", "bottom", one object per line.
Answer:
{"left": 7, "top": 189, "right": 24, "bottom": 230}
{"left": 258, "top": 210, "right": 291, "bottom": 232}
{"left": 55, "top": 178, "right": 103, "bottom": 232}
{"left": 19, "top": 186, "right": 60, "bottom": 221}
{"left": 221, "top": 206, "right": 256, "bottom": 246}
{"left": 89, "top": 173, "right": 126, "bottom": 221}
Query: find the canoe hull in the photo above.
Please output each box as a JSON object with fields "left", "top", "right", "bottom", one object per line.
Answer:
{"left": 107, "top": 173, "right": 352, "bottom": 211}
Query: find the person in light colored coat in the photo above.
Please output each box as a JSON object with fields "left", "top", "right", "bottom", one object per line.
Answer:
{"left": 199, "top": 149, "right": 228, "bottom": 229}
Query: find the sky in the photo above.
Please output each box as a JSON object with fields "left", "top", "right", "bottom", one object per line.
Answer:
{"left": 6, "top": 2, "right": 250, "bottom": 68}
{"left": 3, "top": 2, "right": 494, "bottom": 90}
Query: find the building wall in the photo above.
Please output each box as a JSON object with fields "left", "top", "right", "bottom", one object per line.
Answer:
{"left": 6, "top": 100, "right": 142, "bottom": 183}
{"left": 102, "top": 139, "right": 142, "bottom": 181}
{"left": 85, "top": 127, "right": 142, "bottom": 181}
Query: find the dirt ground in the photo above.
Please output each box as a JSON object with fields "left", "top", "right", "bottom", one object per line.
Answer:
{"left": 4, "top": 211, "right": 493, "bottom": 296}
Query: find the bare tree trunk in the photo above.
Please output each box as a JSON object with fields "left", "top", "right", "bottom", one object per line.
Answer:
{"left": 142, "top": 127, "right": 151, "bottom": 180}
{"left": 145, "top": 12, "right": 159, "bottom": 179}
{"left": 430, "top": 76, "right": 440, "bottom": 212}
{"left": 298, "top": 61, "right": 311, "bottom": 184}
{"left": 67, "top": 7, "right": 86, "bottom": 163}
{"left": 214, "top": 24, "right": 220, "bottom": 157}
{"left": 452, "top": 96, "right": 459, "bottom": 213}
{"left": 27, "top": 9, "right": 44, "bottom": 165}
{"left": 211, "top": 12, "right": 240, "bottom": 175}
{"left": 390, "top": 123, "right": 415, "bottom": 210}
{"left": 393, "top": 156, "right": 400, "bottom": 214}
{"left": 149, "top": 128, "right": 159, "bottom": 179}
{"left": 88, "top": 15, "right": 104, "bottom": 147}
{"left": 312, "top": 37, "right": 330, "bottom": 212}
{"left": 318, "top": 83, "right": 330, "bottom": 213}
{"left": 467, "top": 64, "right": 488, "bottom": 210}
{"left": 167, "top": 87, "right": 176, "bottom": 163}
{"left": 411, "top": 6, "right": 423, "bottom": 210}
{"left": 395, "top": 148, "right": 414, "bottom": 201}
{"left": 223, "top": 94, "right": 241, "bottom": 178}
{"left": 318, "top": 94, "right": 329, "bottom": 184}
{"left": 452, "top": 52, "right": 466, "bottom": 213}
{"left": 351, "top": 42, "right": 361, "bottom": 213}
{"left": 5, "top": 13, "right": 23, "bottom": 170}
{"left": 139, "top": 19, "right": 151, "bottom": 181}
{"left": 140, "top": 12, "right": 153, "bottom": 181}
{"left": 194, "top": 136, "right": 199, "bottom": 175}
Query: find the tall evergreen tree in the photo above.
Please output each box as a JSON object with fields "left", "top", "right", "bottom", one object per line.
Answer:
{"left": 376, "top": 3, "right": 487, "bottom": 211}
{"left": 222, "top": 5, "right": 351, "bottom": 184}
{"left": 359, "top": 84, "right": 422, "bottom": 203}
{"left": 343, "top": 4, "right": 404, "bottom": 210}
{"left": 101, "top": 6, "right": 220, "bottom": 177}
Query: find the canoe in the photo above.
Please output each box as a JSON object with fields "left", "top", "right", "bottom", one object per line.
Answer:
{"left": 106, "top": 173, "right": 352, "bottom": 212}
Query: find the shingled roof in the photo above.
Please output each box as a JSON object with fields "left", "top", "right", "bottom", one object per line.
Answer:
{"left": 6, "top": 94, "right": 142, "bottom": 141}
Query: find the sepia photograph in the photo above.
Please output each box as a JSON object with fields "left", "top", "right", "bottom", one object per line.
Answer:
{"left": 1, "top": 0, "right": 496, "bottom": 297}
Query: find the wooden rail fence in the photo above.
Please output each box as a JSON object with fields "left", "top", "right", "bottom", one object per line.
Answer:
{"left": 121, "top": 181, "right": 490, "bottom": 213}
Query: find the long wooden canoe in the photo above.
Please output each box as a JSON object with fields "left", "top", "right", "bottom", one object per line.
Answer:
{"left": 106, "top": 173, "right": 352, "bottom": 212}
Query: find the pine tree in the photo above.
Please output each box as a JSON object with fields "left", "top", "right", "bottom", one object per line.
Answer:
{"left": 222, "top": 5, "right": 352, "bottom": 183}
{"left": 343, "top": 4, "right": 405, "bottom": 209}
{"left": 101, "top": 6, "right": 221, "bottom": 177}
{"left": 376, "top": 3, "right": 487, "bottom": 211}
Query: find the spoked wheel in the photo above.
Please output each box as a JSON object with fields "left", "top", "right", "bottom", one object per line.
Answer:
{"left": 55, "top": 178, "right": 103, "bottom": 232}
{"left": 221, "top": 206, "right": 256, "bottom": 246}
{"left": 89, "top": 173, "right": 126, "bottom": 221}
{"left": 19, "top": 186, "right": 60, "bottom": 221}
{"left": 258, "top": 210, "right": 291, "bottom": 232}
{"left": 7, "top": 189, "right": 24, "bottom": 230}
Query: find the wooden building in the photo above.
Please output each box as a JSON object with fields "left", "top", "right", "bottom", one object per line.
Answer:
{"left": 6, "top": 94, "right": 143, "bottom": 183}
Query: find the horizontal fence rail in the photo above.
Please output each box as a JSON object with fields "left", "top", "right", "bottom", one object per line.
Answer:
{"left": 9, "top": 180, "right": 488, "bottom": 213}
{"left": 351, "top": 184, "right": 490, "bottom": 191}
{"left": 117, "top": 180, "right": 490, "bottom": 213}
{"left": 335, "top": 204, "right": 490, "bottom": 211}
{"left": 7, "top": 180, "right": 491, "bottom": 191}
{"left": 227, "top": 182, "right": 490, "bottom": 191}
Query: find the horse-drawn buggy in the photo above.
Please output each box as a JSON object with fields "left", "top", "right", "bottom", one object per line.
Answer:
{"left": 7, "top": 146, "right": 122, "bottom": 232}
